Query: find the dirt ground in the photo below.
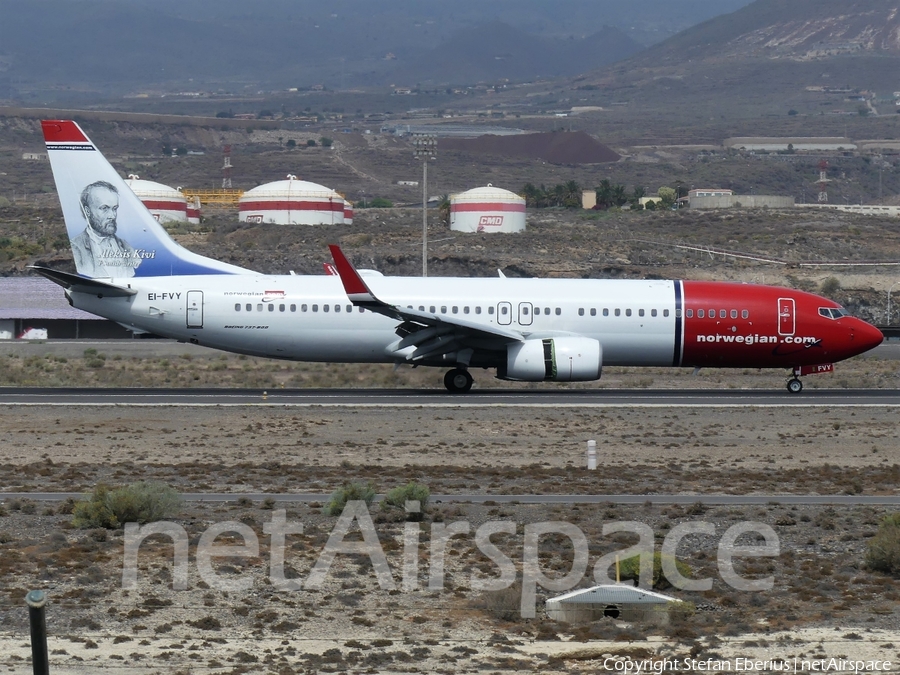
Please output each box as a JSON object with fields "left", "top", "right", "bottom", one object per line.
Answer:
{"left": 1, "top": 375, "right": 899, "bottom": 673}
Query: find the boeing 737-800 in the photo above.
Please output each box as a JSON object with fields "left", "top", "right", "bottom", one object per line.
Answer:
{"left": 31, "top": 120, "right": 883, "bottom": 393}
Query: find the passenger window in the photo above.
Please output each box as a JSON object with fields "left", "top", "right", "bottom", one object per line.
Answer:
{"left": 464, "top": 306, "right": 470, "bottom": 314}
{"left": 555, "top": 308, "right": 561, "bottom": 315}
{"left": 246, "top": 303, "right": 252, "bottom": 312}
{"left": 675, "top": 309, "right": 681, "bottom": 318}
{"left": 430, "top": 306, "right": 436, "bottom": 313}
{"left": 290, "top": 304, "right": 296, "bottom": 312}
{"left": 590, "top": 308, "right": 597, "bottom": 316}
{"left": 651, "top": 309, "right": 657, "bottom": 317}
{"left": 720, "top": 310, "right": 727, "bottom": 319}
{"left": 335, "top": 305, "right": 340, "bottom": 313}
{"left": 523, "top": 307, "right": 529, "bottom": 315}
{"left": 742, "top": 310, "right": 749, "bottom": 319}
{"left": 419, "top": 306, "right": 425, "bottom": 311}
{"left": 625, "top": 309, "right": 632, "bottom": 317}
{"left": 663, "top": 309, "right": 669, "bottom": 317}
{"left": 475, "top": 307, "right": 481, "bottom": 314}
{"left": 488, "top": 307, "right": 495, "bottom": 315}
{"left": 312, "top": 304, "right": 318, "bottom": 312}
{"left": 603, "top": 308, "right": 609, "bottom": 317}
{"left": 578, "top": 308, "right": 584, "bottom": 316}
{"left": 257, "top": 304, "right": 263, "bottom": 312}
{"left": 279, "top": 304, "right": 285, "bottom": 312}
{"left": 323, "top": 305, "right": 329, "bottom": 313}
{"left": 301, "top": 304, "right": 308, "bottom": 312}
{"left": 235, "top": 303, "right": 241, "bottom": 311}
{"left": 698, "top": 309, "right": 704, "bottom": 318}
{"left": 615, "top": 308, "right": 621, "bottom": 316}
{"left": 441, "top": 306, "right": 447, "bottom": 313}
{"left": 268, "top": 304, "right": 274, "bottom": 312}
{"left": 452, "top": 306, "right": 458, "bottom": 314}
{"left": 501, "top": 306, "right": 508, "bottom": 315}
{"left": 347, "top": 305, "right": 352, "bottom": 313}
{"left": 638, "top": 309, "right": 645, "bottom": 317}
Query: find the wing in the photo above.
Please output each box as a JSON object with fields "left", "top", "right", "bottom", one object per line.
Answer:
{"left": 328, "top": 245, "right": 523, "bottom": 364}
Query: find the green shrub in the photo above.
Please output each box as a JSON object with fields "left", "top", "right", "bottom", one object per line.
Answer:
{"left": 324, "top": 481, "right": 376, "bottom": 516}
{"left": 617, "top": 552, "right": 693, "bottom": 590}
{"left": 72, "top": 482, "right": 181, "bottom": 529}
{"left": 865, "top": 513, "right": 900, "bottom": 577}
{"left": 381, "top": 482, "right": 430, "bottom": 521}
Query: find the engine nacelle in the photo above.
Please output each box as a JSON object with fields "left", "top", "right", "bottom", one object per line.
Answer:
{"left": 501, "top": 337, "right": 602, "bottom": 382}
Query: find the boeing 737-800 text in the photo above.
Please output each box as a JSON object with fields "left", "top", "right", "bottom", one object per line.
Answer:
{"left": 31, "top": 120, "right": 883, "bottom": 393}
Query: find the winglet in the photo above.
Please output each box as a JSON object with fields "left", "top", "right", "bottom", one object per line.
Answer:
{"left": 328, "top": 245, "right": 379, "bottom": 305}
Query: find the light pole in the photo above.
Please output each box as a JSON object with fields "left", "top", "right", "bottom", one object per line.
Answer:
{"left": 887, "top": 281, "right": 900, "bottom": 325}
{"left": 413, "top": 134, "right": 436, "bottom": 277}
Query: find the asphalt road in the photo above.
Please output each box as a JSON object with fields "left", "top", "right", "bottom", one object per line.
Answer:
{"left": 1, "top": 386, "right": 900, "bottom": 407}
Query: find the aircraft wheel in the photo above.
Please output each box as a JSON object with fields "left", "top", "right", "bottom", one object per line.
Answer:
{"left": 786, "top": 378, "right": 803, "bottom": 394}
{"left": 444, "top": 368, "right": 473, "bottom": 393}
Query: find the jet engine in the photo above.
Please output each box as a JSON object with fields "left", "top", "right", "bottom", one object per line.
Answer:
{"left": 500, "top": 337, "right": 602, "bottom": 382}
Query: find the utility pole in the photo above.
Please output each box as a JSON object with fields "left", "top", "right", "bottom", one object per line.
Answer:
{"left": 413, "top": 134, "right": 436, "bottom": 277}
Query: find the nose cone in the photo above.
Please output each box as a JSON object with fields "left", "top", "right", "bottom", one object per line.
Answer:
{"left": 852, "top": 320, "right": 884, "bottom": 355}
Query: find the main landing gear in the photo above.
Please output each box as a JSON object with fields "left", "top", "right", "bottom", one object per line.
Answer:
{"left": 444, "top": 368, "right": 473, "bottom": 394}
{"left": 786, "top": 377, "right": 803, "bottom": 394}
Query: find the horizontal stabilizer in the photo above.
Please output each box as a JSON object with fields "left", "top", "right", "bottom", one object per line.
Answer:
{"left": 28, "top": 265, "right": 137, "bottom": 297}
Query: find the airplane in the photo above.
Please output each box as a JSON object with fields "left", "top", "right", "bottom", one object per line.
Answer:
{"left": 32, "top": 120, "right": 883, "bottom": 394}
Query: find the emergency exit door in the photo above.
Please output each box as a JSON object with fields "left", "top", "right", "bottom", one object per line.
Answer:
{"left": 186, "top": 291, "right": 203, "bottom": 328}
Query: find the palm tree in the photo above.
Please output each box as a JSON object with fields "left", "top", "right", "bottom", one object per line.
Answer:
{"left": 596, "top": 179, "right": 613, "bottom": 209}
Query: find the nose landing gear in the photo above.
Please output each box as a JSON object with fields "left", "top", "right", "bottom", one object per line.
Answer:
{"left": 786, "top": 377, "right": 803, "bottom": 394}
{"left": 444, "top": 368, "right": 473, "bottom": 393}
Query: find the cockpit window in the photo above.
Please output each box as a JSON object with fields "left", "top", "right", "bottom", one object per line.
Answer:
{"left": 819, "top": 307, "right": 849, "bottom": 319}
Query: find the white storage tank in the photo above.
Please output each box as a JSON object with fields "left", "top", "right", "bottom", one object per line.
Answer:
{"left": 450, "top": 184, "right": 525, "bottom": 233}
{"left": 186, "top": 195, "right": 202, "bottom": 225}
{"left": 343, "top": 199, "right": 354, "bottom": 225}
{"left": 124, "top": 175, "right": 188, "bottom": 223}
{"left": 239, "top": 174, "right": 346, "bottom": 225}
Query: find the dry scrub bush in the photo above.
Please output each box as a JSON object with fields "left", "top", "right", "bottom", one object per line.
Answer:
{"left": 72, "top": 482, "right": 181, "bottom": 529}
{"left": 618, "top": 552, "right": 693, "bottom": 591}
{"left": 324, "top": 481, "right": 376, "bottom": 516}
{"left": 865, "top": 513, "right": 900, "bottom": 577}
{"left": 381, "top": 481, "right": 430, "bottom": 521}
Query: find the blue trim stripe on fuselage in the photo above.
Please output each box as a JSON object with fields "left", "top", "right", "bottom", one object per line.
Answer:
{"left": 673, "top": 280, "right": 683, "bottom": 366}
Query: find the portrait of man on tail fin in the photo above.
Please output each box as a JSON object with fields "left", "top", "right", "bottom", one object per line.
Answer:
{"left": 71, "top": 180, "right": 140, "bottom": 278}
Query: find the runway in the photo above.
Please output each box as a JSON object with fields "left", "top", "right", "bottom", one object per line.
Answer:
{"left": 1, "top": 386, "right": 899, "bottom": 407}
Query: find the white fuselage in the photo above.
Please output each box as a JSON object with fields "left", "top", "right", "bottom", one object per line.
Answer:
{"left": 71, "top": 274, "right": 679, "bottom": 366}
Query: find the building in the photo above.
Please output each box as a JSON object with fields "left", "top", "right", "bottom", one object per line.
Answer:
{"left": 239, "top": 175, "right": 346, "bottom": 225}
{"left": 724, "top": 137, "right": 856, "bottom": 152}
{"left": 0, "top": 277, "right": 133, "bottom": 339}
{"left": 546, "top": 585, "right": 680, "bottom": 625}
{"left": 688, "top": 195, "right": 795, "bottom": 209}
{"left": 450, "top": 185, "right": 525, "bottom": 234}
